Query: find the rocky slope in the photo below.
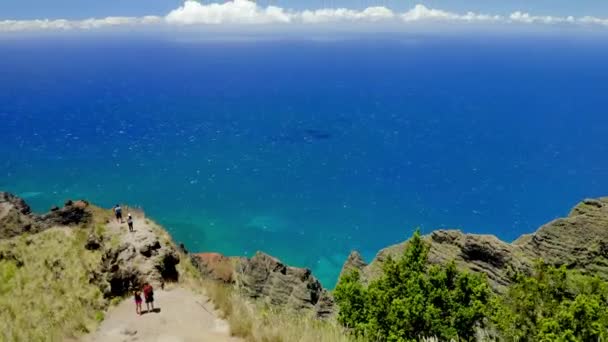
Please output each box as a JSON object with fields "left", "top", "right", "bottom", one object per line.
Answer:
{"left": 344, "top": 197, "right": 608, "bottom": 292}
{"left": 0, "top": 192, "right": 181, "bottom": 297}
{"left": 192, "top": 251, "right": 335, "bottom": 318}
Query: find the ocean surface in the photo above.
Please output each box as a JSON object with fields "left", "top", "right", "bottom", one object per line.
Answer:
{"left": 1, "top": 33, "right": 608, "bottom": 286}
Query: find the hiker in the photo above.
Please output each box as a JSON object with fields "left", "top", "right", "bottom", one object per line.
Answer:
{"left": 114, "top": 204, "right": 123, "bottom": 223}
{"left": 127, "top": 213, "right": 134, "bottom": 232}
{"left": 134, "top": 289, "right": 143, "bottom": 315}
{"left": 143, "top": 282, "right": 155, "bottom": 312}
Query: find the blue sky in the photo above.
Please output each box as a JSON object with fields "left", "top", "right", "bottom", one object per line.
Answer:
{"left": 2, "top": 0, "right": 608, "bottom": 20}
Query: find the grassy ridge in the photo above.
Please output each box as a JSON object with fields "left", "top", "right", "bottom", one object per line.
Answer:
{"left": 0, "top": 228, "right": 105, "bottom": 341}
{"left": 202, "top": 279, "right": 360, "bottom": 342}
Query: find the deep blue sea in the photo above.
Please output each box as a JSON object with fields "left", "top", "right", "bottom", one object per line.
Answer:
{"left": 1, "top": 33, "right": 608, "bottom": 286}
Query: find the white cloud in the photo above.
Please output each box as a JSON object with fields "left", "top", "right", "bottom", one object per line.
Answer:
{"left": 402, "top": 4, "right": 502, "bottom": 23}
{"left": 579, "top": 16, "right": 608, "bottom": 26}
{"left": 0, "top": 16, "right": 161, "bottom": 32}
{"left": 165, "top": 0, "right": 290, "bottom": 25}
{"left": 1, "top": 1, "right": 608, "bottom": 32}
{"left": 298, "top": 7, "right": 395, "bottom": 24}
{"left": 509, "top": 11, "right": 575, "bottom": 25}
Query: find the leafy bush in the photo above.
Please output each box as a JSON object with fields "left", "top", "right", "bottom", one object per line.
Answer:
{"left": 492, "top": 262, "right": 608, "bottom": 342}
{"left": 335, "top": 230, "right": 492, "bottom": 341}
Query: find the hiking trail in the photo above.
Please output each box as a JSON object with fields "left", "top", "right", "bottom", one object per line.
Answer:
{"left": 82, "top": 213, "right": 241, "bottom": 342}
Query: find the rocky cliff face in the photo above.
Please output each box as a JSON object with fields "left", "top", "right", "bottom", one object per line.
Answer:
{"left": 344, "top": 197, "right": 608, "bottom": 292}
{"left": 191, "top": 252, "right": 335, "bottom": 318}
{"left": 517, "top": 198, "right": 608, "bottom": 279}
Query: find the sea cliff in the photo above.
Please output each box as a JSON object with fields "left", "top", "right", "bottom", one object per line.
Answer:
{"left": 2, "top": 191, "right": 608, "bottom": 340}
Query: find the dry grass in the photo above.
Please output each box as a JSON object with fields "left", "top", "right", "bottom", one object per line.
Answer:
{"left": 201, "top": 279, "right": 361, "bottom": 342}
{"left": 0, "top": 227, "right": 106, "bottom": 342}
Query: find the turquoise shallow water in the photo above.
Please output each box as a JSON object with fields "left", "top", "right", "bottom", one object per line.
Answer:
{"left": 2, "top": 35, "right": 608, "bottom": 286}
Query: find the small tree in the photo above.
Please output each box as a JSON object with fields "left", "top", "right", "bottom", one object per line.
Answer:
{"left": 335, "top": 230, "right": 492, "bottom": 341}
{"left": 493, "top": 262, "right": 608, "bottom": 342}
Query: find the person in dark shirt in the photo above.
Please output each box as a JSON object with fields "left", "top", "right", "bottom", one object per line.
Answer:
{"left": 114, "top": 204, "right": 123, "bottom": 223}
{"left": 134, "top": 290, "right": 143, "bottom": 315}
{"left": 127, "top": 213, "right": 134, "bottom": 232}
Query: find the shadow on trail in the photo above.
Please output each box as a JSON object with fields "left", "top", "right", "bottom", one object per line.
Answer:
{"left": 141, "top": 308, "right": 161, "bottom": 315}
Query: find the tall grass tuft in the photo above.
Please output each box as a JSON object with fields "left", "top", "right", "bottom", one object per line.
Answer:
{"left": 201, "top": 279, "right": 361, "bottom": 342}
{"left": 0, "top": 228, "right": 106, "bottom": 341}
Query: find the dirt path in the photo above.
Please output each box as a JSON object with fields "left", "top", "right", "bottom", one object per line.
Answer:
{"left": 83, "top": 287, "right": 240, "bottom": 342}
{"left": 84, "top": 210, "right": 241, "bottom": 342}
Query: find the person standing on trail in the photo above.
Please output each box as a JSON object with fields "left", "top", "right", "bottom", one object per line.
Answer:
{"left": 143, "top": 282, "right": 155, "bottom": 312}
{"left": 134, "top": 289, "right": 143, "bottom": 315}
{"left": 127, "top": 213, "right": 134, "bottom": 232}
{"left": 114, "top": 204, "right": 123, "bottom": 223}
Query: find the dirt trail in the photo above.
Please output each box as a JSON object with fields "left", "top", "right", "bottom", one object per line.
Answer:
{"left": 84, "top": 211, "right": 241, "bottom": 342}
{"left": 83, "top": 286, "right": 240, "bottom": 342}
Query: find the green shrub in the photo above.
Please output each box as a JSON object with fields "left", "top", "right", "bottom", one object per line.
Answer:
{"left": 492, "top": 262, "right": 608, "bottom": 342}
{"left": 335, "top": 230, "right": 492, "bottom": 341}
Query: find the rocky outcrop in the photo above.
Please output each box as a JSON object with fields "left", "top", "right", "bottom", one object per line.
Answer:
{"left": 37, "top": 202, "right": 92, "bottom": 228}
{"left": 94, "top": 225, "right": 180, "bottom": 297}
{"left": 517, "top": 197, "right": 608, "bottom": 279}
{"left": 1, "top": 192, "right": 182, "bottom": 299}
{"left": 191, "top": 251, "right": 335, "bottom": 318}
{"left": 345, "top": 197, "right": 608, "bottom": 293}
{"left": 237, "top": 252, "right": 334, "bottom": 318}
{"left": 0, "top": 192, "right": 92, "bottom": 239}
{"left": 339, "top": 251, "right": 367, "bottom": 280}
{"left": 0, "top": 192, "right": 36, "bottom": 238}
{"left": 356, "top": 230, "right": 528, "bottom": 292}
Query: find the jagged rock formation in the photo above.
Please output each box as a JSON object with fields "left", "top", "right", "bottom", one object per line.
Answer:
{"left": 344, "top": 197, "right": 608, "bottom": 293}
{"left": 238, "top": 252, "right": 335, "bottom": 318}
{"left": 191, "top": 251, "right": 335, "bottom": 318}
{"left": 517, "top": 197, "right": 608, "bottom": 278}
{"left": 0, "top": 192, "right": 91, "bottom": 239}
{"left": 339, "top": 251, "right": 367, "bottom": 279}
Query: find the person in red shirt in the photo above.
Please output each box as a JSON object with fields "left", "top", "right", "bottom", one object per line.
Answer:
{"left": 142, "top": 282, "right": 155, "bottom": 312}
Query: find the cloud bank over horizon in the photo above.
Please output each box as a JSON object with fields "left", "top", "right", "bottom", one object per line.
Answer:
{"left": 1, "top": 0, "right": 608, "bottom": 32}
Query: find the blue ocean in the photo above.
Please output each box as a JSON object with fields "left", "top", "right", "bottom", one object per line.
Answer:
{"left": 1, "top": 33, "right": 607, "bottom": 286}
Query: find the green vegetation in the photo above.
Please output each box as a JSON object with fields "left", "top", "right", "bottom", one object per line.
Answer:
{"left": 493, "top": 262, "right": 608, "bottom": 342}
{"left": 335, "top": 230, "right": 491, "bottom": 341}
{"left": 203, "top": 279, "right": 360, "bottom": 342}
{"left": 0, "top": 228, "right": 105, "bottom": 341}
{"left": 334, "top": 230, "right": 608, "bottom": 342}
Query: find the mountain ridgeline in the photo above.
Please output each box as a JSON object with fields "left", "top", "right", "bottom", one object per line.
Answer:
{"left": 1, "top": 191, "right": 608, "bottom": 341}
